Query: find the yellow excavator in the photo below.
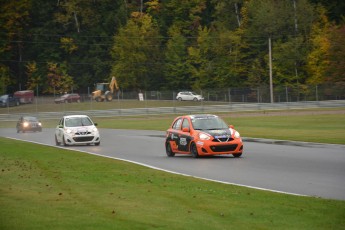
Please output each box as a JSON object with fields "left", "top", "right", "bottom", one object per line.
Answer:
{"left": 91, "top": 76, "right": 120, "bottom": 102}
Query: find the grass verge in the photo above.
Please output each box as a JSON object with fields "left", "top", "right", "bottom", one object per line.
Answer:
{"left": 95, "top": 111, "right": 345, "bottom": 144}
{"left": 1, "top": 138, "right": 345, "bottom": 229}
{"left": 1, "top": 109, "right": 344, "bottom": 144}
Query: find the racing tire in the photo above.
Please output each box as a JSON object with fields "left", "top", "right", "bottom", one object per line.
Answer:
{"left": 177, "top": 97, "right": 182, "bottom": 101}
{"left": 95, "top": 141, "right": 100, "bottom": 146}
{"left": 62, "top": 136, "right": 68, "bottom": 146}
{"left": 190, "top": 142, "right": 199, "bottom": 158}
{"left": 233, "top": 153, "right": 242, "bottom": 158}
{"left": 55, "top": 135, "right": 60, "bottom": 146}
{"left": 165, "top": 142, "right": 175, "bottom": 157}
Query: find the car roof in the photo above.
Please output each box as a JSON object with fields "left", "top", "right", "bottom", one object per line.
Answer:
{"left": 63, "top": 115, "right": 89, "bottom": 119}
{"left": 22, "top": 116, "right": 38, "bottom": 120}
{"left": 183, "top": 114, "right": 218, "bottom": 119}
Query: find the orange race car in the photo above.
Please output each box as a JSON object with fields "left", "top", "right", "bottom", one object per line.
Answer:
{"left": 165, "top": 114, "right": 243, "bottom": 158}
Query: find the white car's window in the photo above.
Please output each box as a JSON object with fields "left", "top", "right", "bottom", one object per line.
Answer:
{"left": 65, "top": 117, "right": 93, "bottom": 127}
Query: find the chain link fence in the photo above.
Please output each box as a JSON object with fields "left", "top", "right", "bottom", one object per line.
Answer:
{"left": 0, "top": 83, "right": 344, "bottom": 119}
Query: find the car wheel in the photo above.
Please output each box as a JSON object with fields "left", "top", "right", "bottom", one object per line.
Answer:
{"left": 95, "top": 141, "right": 100, "bottom": 146}
{"left": 193, "top": 97, "right": 198, "bottom": 101}
{"left": 165, "top": 142, "right": 175, "bottom": 157}
{"left": 233, "top": 153, "right": 242, "bottom": 158}
{"left": 190, "top": 142, "right": 199, "bottom": 158}
{"left": 177, "top": 97, "right": 182, "bottom": 101}
{"left": 17, "top": 129, "right": 20, "bottom": 133}
{"left": 55, "top": 135, "right": 60, "bottom": 146}
{"left": 64, "top": 100, "right": 68, "bottom": 103}
{"left": 62, "top": 136, "right": 68, "bottom": 146}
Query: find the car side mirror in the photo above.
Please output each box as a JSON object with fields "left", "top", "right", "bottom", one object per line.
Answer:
{"left": 182, "top": 127, "right": 190, "bottom": 132}
{"left": 58, "top": 125, "right": 63, "bottom": 128}
{"left": 229, "top": 125, "right": 234, "bottom": 129}
{"left": 94, "top": 123, "right": 98, "bottom": 126}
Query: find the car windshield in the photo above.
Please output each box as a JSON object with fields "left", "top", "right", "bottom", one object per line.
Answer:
{"left": 0, "top": 95, "right": 8, "bottom": 100}
{"left": 25, "top": 117, "right": 38, "bottom": 122}
{"left": 65, "top": 117, "right": 93, "bottom": 127}
{"left": 191, "top": 117, "right": 229, "bottom": 130}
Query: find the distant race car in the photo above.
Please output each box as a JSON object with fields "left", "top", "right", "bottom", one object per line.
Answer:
{"left": 16, "top": 116, "right": 42, "bottom": 133}
{"left": 165, "top": 114, "right": 243, "bottom": 158}
{"left": 55, "top": 115, "right": 100, "bottom": 146}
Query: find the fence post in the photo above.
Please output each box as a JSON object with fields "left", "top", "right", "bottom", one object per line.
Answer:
{"left": 285, "top": 86, "right": 288, "bottom": 103}
{"left": 228, "top": 88, "right": 231, "bottom": 104}
{"left": 316, "top": 85, "right": 318, "bottom": 101}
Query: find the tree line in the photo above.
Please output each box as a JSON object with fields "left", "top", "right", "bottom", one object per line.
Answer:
{"left": 0, "top": 0, "right": 344, "bottom": 95}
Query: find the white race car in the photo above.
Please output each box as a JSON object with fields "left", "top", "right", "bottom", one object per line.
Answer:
{"left": 55, "top": 115, "right": 100, "bottom": 146}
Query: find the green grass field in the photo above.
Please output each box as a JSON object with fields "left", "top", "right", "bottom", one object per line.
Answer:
{"left": 1, "top": 138, "right": 344, "bottom": 229}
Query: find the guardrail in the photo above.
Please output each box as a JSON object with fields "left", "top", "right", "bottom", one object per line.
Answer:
{"left": 0, "top": 100, "right": 344, "bottom": 121}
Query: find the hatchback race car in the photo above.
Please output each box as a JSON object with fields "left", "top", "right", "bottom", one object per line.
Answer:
{"left": 165, "top": 114, "right": 243, "bottom": 158}
{"left": 55, "top": 115, "right": 100, "bottom": 146}
{"left": 16, "top": 116, "right": 42, "bottom": 133}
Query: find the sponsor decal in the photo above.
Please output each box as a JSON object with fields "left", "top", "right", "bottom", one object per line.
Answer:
{"left": 180, "top": 137, "right": 187, "bottom": 146}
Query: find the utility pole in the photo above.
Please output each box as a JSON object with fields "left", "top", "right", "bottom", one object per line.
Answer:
{"left": 269, "top": 36, "right": 273, "bottom": 103}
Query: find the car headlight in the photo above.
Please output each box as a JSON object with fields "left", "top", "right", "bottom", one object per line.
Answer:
{"left": 199, "top": 132, "right": 211, "bottom": 140}
{"left": 23, "top": 122, "right": 29, "bottom": 127}
{"left": 92, "top": 127, "right": 98, "bottom": 133}
{"left": 234, "top": 131, "right": 241, "bottom": 139}
{"left": 66, "top": 129, "right": 72, "bottom": 134}
{"left": 38, "top": 122, "right": 42, "bottom": 126}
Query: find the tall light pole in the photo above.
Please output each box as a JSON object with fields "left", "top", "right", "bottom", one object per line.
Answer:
{"left": 269, "top": 36, "right": 273, "bottom": 103}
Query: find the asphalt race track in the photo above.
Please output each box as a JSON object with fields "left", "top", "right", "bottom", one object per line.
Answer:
{"left": 1, "top": 128, "right": 345, "bottom": 200}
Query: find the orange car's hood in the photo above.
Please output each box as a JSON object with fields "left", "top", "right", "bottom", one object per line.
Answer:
{"left": 201, "top": 128, "right": 231, "bottom": 138}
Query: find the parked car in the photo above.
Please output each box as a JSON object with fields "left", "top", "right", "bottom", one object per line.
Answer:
{"left": 0, "top": 94, "right": 20, "bottom": 107}
{"left": 176, "top": 91, "right": 204, "bottom": 101}
{"left": 14, "top": 90, "right": 34, "bottom": 104}
{"left": 165, "top": 114, "right": 243, "bottom": 158}
{"left": 55, "top": 115, "right": 100, "bottom": 146}
{"left": 16, "top": 116, "right": 42, "bottom": 133}
{"left": 54, "top": 93, "right": 81, "bottom": 104}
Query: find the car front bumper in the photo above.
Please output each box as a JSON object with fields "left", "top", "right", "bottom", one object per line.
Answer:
{"left": 196, "top": 138, "right": 243, "bottom": 155}
{"left": 64, "top": 133, "right": 100, "bottom": 145}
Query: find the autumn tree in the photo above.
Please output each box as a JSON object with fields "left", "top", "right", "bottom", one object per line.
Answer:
{"left": 163, "top": 24, "right": 192, "bottom": 90}
{"left": 26, "top": 61, "right": 41, "bottom": 91}
{"left": 0, "top": 0, "right": 31, "bottom": 91}
{"left": 111, "top": 13, "right": 162, "bottom": 91}
{"left": 306, "top": 6, "right": 331, "bottom": 85}
{"left": 44, "top": 62, "right": 75, "bottom": 94}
